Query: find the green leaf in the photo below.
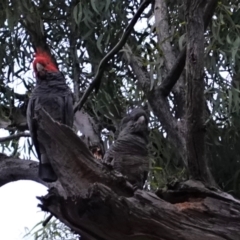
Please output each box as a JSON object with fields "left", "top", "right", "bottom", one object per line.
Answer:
{"left": 178, "top": 33, "right": 186, "bottom": 51}
{"left": 96, "top": 34, "right": 104, "bottom": 53}
{"left": 105, "top": 0, "right": 111, "bottom": 12}
{"left": 73, "top": 2, "right": 83, "bottom": 25}
{"left": 90, "top": 0, "right": 99, "bottom": 14}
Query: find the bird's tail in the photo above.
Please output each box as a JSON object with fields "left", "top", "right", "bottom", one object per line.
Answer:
{"left": 39, "top": 154, "right": 57, "bottom": 182}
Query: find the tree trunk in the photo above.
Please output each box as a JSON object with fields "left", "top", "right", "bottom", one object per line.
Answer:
{"left": 184, "top": 0, "right": 214, "bottom": 185}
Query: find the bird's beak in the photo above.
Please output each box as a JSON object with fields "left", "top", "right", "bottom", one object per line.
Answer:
{"left": 137, "top": 115, "right": 146, "bottom": 123}
{"left": 36, "top": 63, "right": 44, "bottom": 72}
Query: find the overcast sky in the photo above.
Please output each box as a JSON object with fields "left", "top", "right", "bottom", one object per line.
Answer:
{"left": 0, "top": 180, "right": 47, "bottom": 240}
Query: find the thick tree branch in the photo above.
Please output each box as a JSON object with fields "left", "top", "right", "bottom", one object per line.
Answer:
{"left": 74, "top": 0, "right": 153, "bottom": 113}
{"left": 154, "top": 0, "right": 178, "bottom": 73}
{"left": 38, "top": 181, "right": 240, "bottom": 240}
{"left": 0, "top": 154, "right": 45, "bottom": 187}
{"left": 0, "top": 132, "right": 30, "bottom": 143}
{"left": 0, "top": 154, "right": 66, "bottom": 197}
{"left": 157, "top": 0, "right": 218, "bottom": 97}
{"left": 184, "top": 0, "right": 214, "bottom": 185}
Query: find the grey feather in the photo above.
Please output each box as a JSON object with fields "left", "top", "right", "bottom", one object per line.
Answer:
{"left": 103, "top": 108, "right": 149, "bottom": 189}
{"left": 27, "top": 71, "right": 74, "bottom": 182}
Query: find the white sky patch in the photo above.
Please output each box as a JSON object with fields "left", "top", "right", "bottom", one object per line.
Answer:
{"left": 0, "top": 181, "right": 47, "bottom": 240}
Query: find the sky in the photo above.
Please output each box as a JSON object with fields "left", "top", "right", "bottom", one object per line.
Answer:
{"left": 0, "top": 181, "right": 47, "bottom": 240}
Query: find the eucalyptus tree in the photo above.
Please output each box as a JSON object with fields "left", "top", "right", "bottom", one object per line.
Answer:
{"left": 1, "top": 0, "right": 240, "bottom": 239}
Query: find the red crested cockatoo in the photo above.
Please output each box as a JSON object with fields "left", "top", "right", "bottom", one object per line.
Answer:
{"left": 27, "top": 49, "right": 74, "bottom": 182}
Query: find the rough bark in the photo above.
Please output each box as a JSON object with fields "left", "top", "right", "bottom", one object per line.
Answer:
{"left": 184, "top": 0, "right": 213, "bottom": 184}
{"left": 1, "top": 110, "right": 239, "bottom": 240}
{"left": 0, "top": 154, "right": 42, "bottom": 187}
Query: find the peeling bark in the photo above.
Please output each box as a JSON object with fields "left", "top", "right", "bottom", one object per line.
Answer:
{"left": 38, "top": 181, "right": 240, "bottom": 240}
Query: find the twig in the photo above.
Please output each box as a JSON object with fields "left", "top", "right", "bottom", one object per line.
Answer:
{"left": 42, "top": 214, "right": 53, "bottom": 227}
{"left": 0, "top": 132, "right": 30, "bottom": 143}
{"left": 158, "top": 0, "right": 218, "bottom": 97}
{"left": 74, "top": 0, "right": 153, "bottom": 113}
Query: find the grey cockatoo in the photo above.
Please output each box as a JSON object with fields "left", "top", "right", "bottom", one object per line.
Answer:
{"left": 103, "top": 108, "right": 149, "bottom": 189}
{"left": 27, "top": 49, "right": 74, "bottom": 182}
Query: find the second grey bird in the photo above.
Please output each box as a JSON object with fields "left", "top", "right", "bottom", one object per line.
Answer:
{"left": 103, "top": 108, "right": 149, "bottom": 189}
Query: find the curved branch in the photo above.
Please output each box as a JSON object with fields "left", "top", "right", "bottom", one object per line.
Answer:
{"left": 0, "top": 132, "right": 30, "bottom": 143}
{"left": 74, "top": 0, "right": 154, "bottom": 113}
{"left": 0, "top": 154, "right": 46, "bottom": 187}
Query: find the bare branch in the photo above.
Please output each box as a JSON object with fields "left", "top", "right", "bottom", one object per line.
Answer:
{"left": 0, "top": 132, "right": 30, "bottom": 143}
{"left": 157, "top": 0, "right": 218, "bottom": 97}
{"left": 154, "top": 0, "right": 177, "bottom": 72}
{"left": 74, "top": 0, "right": 154, "bottom": 113}
{"left": 154, "top": 0, "right": 186, "bottom": 118}
{"left": 0, "top": 154, "right": 45, "bottom": 187}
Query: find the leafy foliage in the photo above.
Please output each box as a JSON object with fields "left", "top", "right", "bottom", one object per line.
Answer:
{"left": 23, "top": 216, "right": 79, "bottom": 240}
{"left": 1, "top": 0, "right": 240, "bottom": 237}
